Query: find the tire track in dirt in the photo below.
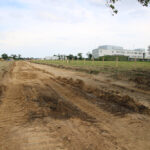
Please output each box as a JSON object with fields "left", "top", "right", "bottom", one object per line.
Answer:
{"left": 0, "top": 62, "right": 67, "bottom": 150}
{"left": 0, "top": 62, "right": 118, "bottom": 150}
{"left": 29, "top": 61, "right": 150, "bottom": 150}
{"left": 0, "top": 61, "right": 150, "bottom": 150}
{"left": 31, "top": 62, "right": 150, "bottom": 107}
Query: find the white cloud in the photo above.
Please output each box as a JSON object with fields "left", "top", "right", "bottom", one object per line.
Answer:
{"left": 0, "top": 0, "right": 150, "bottom": 57}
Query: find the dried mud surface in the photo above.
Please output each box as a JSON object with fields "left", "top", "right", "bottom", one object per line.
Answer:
{"left": 0, "top": 61, "right": 150, "bottom": 150}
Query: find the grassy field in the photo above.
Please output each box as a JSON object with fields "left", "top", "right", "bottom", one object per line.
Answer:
{"left": 32, "top": 60, "right": 150, "bottom": 73}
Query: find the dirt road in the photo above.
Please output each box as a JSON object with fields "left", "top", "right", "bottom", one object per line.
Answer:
{"left": 0, "top": 61, "right": 150, "bottom": 150}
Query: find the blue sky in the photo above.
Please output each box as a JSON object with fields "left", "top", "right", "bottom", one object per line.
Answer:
{"left": 0, "top": 0, "right": 150, "bottom": 57}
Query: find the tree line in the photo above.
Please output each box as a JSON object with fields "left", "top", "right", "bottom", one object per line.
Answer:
{"left": 54, "top": 52, "right": 93, "bottom": 60}
{"left": 1, "top": 53, "right": 23, "bottom": 60}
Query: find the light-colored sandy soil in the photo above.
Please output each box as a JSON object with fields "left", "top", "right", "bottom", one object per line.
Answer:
{"left": 0, "top": 61, "right": 150, "bottom": 150}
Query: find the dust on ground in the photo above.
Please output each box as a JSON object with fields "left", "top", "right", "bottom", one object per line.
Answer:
{"left": 0, "top": 61, "right": 150, "bottom": 150}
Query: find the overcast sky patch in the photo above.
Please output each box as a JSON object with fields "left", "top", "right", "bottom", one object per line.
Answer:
{"left": 0, "top": 0, "right": 150, "bottom": 57}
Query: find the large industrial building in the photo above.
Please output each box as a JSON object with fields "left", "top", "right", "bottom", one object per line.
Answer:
{"left": 92, "top": 45, "right": 150, "bottom": 59}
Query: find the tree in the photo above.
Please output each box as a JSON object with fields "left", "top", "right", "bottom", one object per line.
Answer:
{"left": 18, "top": 54, "right": 21, "bottom": 60}
{"left": 77, "top": 53, "right": 83, "bottom": 60}
{"left": 11, "top": 54, "right": 17, "bottom": 60}
{"left": 108, "top": 0, "right": 150, "bottom": 14}
{"left": 57, "top": 54, "right": 61, "bottom": 60}
{"left": 87, "top": 52, "right": 93, "bottom": 60}
{"left": 1, "top": 53, "right": 8, "bottom": 60}
{"left": 74, "top": 56, "right": 78, "bottom": 60}
{"left": 67, "top": 54, "right": 74, "bottom": 60}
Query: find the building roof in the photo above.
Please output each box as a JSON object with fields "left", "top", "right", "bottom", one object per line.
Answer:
{"left": 98, "top": 45, "right": 123, "bottom": 50}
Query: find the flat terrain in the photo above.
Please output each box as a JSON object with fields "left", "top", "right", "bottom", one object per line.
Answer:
{"left": 0, "top": 61, "right": 150, "bottom": 150}
{"left": 33, "top": 60, "right": 150, "bottom": 90}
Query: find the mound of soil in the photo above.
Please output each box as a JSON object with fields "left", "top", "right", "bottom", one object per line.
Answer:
{"left": 56, "top": 77, "right": 150, "bottom": 115}
{"left": 131, "top": 76, "right": 150, "bottom": 90}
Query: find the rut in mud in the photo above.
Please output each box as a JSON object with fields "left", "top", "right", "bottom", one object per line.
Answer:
{"left": 0, "top": 61, "right": 150, "bottom": 150}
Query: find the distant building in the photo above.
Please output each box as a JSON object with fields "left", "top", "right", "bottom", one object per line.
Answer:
{"left": 92, "top": 45, "right": 147, "bottom": 59}
{"left": 44, "top": 56, "right": 59, "bottom": 60}
{"left": 146, "top": 50, "right": 150, "bottom": 59}
{"left": 45, "top": 55, "right": 67, "bottom": 60}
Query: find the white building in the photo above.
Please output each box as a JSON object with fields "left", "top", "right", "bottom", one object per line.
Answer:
{"left": 146, "top": 51, "right": 150, "bottom": 59}
{"left": 92, "top": 45, "right": 147, "bottom": 59}
{"left": 44, "top": 55, "right": 67, "bottom": 60}
{"left": 45, "top": 56, "right": 59, "bottom": 60}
